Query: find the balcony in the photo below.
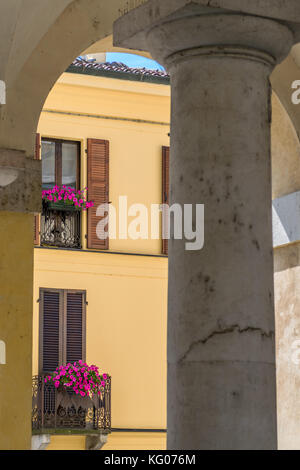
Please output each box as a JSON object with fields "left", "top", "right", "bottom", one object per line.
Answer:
{"left": 40, "top": 202, "right": 81, "bottom": 249}
{"left": 32, "top": 374, "right": 111, "bottom": 448}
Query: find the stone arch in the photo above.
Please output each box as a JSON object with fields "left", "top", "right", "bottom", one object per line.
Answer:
{"left": 0, "top": 0, "right": 299, "bottom": 164}
{"left": 272, "top": 91, "right": 300, "bottom": 199}
{"left": 0, "top": 0, "right": 148, "bottom": 155}
{"left": 271, "top": 45, "right": 300, "bottom": 165}
{"left": 83, "top": 34, "right": 151, "bottom": 58}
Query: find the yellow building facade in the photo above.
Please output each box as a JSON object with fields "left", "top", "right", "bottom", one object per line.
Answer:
{"left": 30, "top": 55, "right": 300, "bottom": 451}
{"left": 32, "top": 60, "right": 170, "bottom": 450}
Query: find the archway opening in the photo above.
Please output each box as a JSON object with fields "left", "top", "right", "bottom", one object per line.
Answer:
{"left": 33, "top": 44, "right": 170, "bottom": 450}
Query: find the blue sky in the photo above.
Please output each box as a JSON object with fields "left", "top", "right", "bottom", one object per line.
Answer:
{"left": 106, "top": 52, "right": 165, "bottom": 71}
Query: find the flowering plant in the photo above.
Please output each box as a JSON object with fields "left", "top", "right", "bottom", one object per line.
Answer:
{"left": 42, "top": 185, "right": 94, "bottom": 211}
{"left": 44, "top": 361, "right": 109, "bottom": 397}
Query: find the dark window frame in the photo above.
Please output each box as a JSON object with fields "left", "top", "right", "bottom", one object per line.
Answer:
{"left": 38, "top": 287, "right": 86, "bottom": 374}
{"left": 39, "top": 138, "right": 82, "bottom": 249}
{"left": 41, "top": 137, "right": 81, "bottom": 190}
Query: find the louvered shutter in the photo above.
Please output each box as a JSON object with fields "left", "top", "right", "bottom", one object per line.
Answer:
{"left": 87, "top": 139, "right": 109, "bottom": 250}
{"left": 34, "top": 133, "right": 41, "bottom": 245}
{"left": 40, "top": 290, "right": 61, "bottom": 373}
{"left": 66, "top": 291, "right": 86, "bottom": 364}
{"left": 162, "top": 146, "right": 170, "bottom": 255}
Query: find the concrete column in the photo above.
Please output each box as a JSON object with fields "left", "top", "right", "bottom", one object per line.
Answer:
{"left": 0, "top": 212, "right": 35, "bottom": 449}
{"left": 165, "top": 40, "right": 280, "bottom": 450}
{"left": 0, "top": 149, "right": 41, "bottom": 449}
{"left": 114, "top": 2, "right": 298, "bottom": 450}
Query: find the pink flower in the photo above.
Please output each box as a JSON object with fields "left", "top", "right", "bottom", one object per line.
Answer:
{"left": 49, "top": 361, "right": 108, "bottom": 396}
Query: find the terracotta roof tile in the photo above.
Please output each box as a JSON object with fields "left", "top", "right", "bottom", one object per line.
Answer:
{"left": 67, "top": 58, "right": 170, "bottom": 84}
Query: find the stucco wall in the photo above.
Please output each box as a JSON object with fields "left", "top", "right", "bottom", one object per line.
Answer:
{"left": 38, "top": 72, "right": 170, "bottom": 255}
{"left": 271, "top": 92, "right": 300, "bottom": 199}
{"left": 46, "top": 431, "right": 166, "bottom": 450}
{"left": 33, "top": 72, "right": 169, "bottom": 450}
{"left": 274, "top": 244, "right": 300, "bottom": 449}
{"left": 272, "top": 93, "right": 300, "bottom": 449}
{"left": 33, "top": 249, "right": 168, "bottom": 433}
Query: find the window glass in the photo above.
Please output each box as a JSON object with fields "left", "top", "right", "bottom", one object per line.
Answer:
{"left": 42, "top": 140, "right": 55, "bottom": 190}
{"left": 62, "top": 142, "right": 78, "bottom": 189}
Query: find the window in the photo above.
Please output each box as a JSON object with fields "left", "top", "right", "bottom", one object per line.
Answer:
{"left": 39, "top": 288, "right": 86, "bottom": 374}
{"left": 42, "top": 139, "right": 80, "bottom": 190}
{"left": 40, "top": 138, "right": 82, "bottom": 249}
{"left": 36, "top": 136, "right": 110, "bottom": 251}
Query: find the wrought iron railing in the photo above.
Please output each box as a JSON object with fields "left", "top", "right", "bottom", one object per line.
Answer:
{"left": 32, "top": 375, "right": 111, "bottom": 433}
{"left": 40, "top": 204, "right": 81, "bottom": 249}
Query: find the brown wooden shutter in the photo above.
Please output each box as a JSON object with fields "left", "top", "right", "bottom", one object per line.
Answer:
{"left": 40, "top": 289, "right": 62, "bottom": 373}
{"left": 87, "top": 139, "right": 109, "bottom": 250}
{"left": 162, "top": 146, "right": 170, "bottom": 255}
{"left": 34, "top": 133, "right": 41, "bottom": 245}
{"left": 65, "top": 291, "right": 86, "bottom": 364}
{"left": 39, "top": 289, "right": 86, "bottom": 373}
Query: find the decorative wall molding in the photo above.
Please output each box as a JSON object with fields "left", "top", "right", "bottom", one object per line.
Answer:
{"left": 0, "top": 148, "right": 41, "bottom": 213}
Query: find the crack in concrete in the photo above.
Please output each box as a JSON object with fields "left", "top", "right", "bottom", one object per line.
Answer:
{"left": 178, "top": 324, "right": 274, "bottom": 364}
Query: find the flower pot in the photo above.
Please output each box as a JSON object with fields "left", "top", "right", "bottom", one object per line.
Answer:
{"left": 44, "top": 200, "right": 81, "bottom": 212}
